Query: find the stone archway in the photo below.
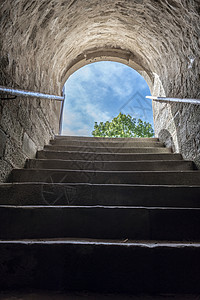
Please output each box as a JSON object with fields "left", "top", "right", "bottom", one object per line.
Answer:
{"left": 0, "top": 0, "right": 199, "bottom": 181}
{"left": 60, "top": 47, "right": 162, "bottom": 95}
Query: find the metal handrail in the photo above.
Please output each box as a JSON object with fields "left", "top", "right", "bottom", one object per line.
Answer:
{"left": 0, "top": 85, "right": 65, "bottom": 134}
{"left": 59, "top": 87, "right": 65, "bottom": 135}
{"left": 146, "top": 96, "right": 200, "bottom": 105}
{"left": 0, "top": 85, "right": 64, "bottom": 101}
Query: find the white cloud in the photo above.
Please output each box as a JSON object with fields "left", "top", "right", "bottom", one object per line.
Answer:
{"left": 65, "top": 61, "right": 146, "bottom": 104}
{"left": 62, "top": 126, "right": 90, "bottom": 137}
{"left": 62, "top": 128, "right": 78, "bottom": 136}
{"left": 84, "top": 102, "right": 110, "bottom": 122}
{"left": 63, "top": 113, "right": 79, "bottom": 127}
{"left": 71, "top": 65, "right": 94, "bottom": 82}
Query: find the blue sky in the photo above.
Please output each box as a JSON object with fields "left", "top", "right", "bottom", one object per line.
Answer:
{"left": 62, "top": 61, "right": 153, "bottom": 136}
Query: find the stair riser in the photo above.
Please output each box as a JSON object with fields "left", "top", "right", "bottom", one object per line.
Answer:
{"left": 37, "top": 151, "right": 182, "bottom": 161}
{"left": 50, "top": 140, "right": 163, "bottom": 148}
{"left": 0, "top": 206, "right": 200, "bottom": 240}
{"left": 44, "top": 145, "right": 171, "bottom": 154}
{"left": 0, "top": 242, "right": 200, "bottom": 293}
{"left": 54, "top": 136, "right": 159, "bottom": 142}
{"left": 27, "top": 159, "right": 194, "bottom": 171}
{"left": 1, "top": 184, "right": 200, "bottom": 207}
{"left": 10, "top": 169, "right": 200, "bottom": 185}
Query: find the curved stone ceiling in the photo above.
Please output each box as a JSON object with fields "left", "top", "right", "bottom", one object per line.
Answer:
{"left": 0, "top": 0, "right": 199, "bottom": 97}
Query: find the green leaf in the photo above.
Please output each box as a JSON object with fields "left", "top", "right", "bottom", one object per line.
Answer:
{"left": 92, "top": 113, "right": 154, "bottom": 138}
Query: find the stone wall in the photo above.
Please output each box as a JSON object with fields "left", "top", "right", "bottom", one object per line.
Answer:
{"left": 153, "top": 51, "right": 200, "bottom": 166}
{"left": 0, "top": 94, "right": 60, "bottom": 182}
{"left": 154, "top": 101, "right": 200, "bottom": 168}
{"left": 0, "top": 0, "right": 199, "bottom": 181}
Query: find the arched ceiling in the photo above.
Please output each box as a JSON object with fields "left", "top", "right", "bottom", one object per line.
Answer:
{"left": 0, "top": 0, "right": 199, "bottom": 97}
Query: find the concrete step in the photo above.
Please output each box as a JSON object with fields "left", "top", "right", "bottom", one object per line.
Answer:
{"left": 0, "top": 291, "right": 198, "bottom": 300}
{"left": 37, "top": 151, "right": 181, "bottom": 161}
{"left": 10, "top": 169, "right": 200, "bottom": 185}
{"left": 1, "top": 206, "right": 200, "bottom": 240}
{"left": 1, "top": 183, "right": 200, "bottom": 207}
{"left": 50, "top": 139, "right": 163, "bottom": 148}
{"left": 0, "top": 239, "right": 200, "bottom": 293}
{"left": 44, "top": 145, "right": 171, "bottom": 153}
{"left": 55, "top": 135, "right": 159, "bottom": 142}
{"left": 26, "top": 159, "right": 195, "bottom": 171}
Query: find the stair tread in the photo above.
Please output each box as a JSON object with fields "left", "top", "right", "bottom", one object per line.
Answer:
{"left": 43, "top": 147, "right": 171, "bottom": 153}
{"left": 2, "top": 182, "right": 200, "bottom": 187}
{"left": 10, "top": 169, "right": 200, "bottom": 185}
{"left": 1, "top": 205, "right": 200, "bottom": 240}
{"left": 46, "top": 145, "right": 166, "bottom": 150}
{"left": 13, "top": 169, "right": 200, "bottom": 173}
{"left": 41, "top": 150, "right": 172, "bottom": 154}
{"left": 1, "top": 204, "right": 200, "bottom": 209}
{"left": 55, "top": 135, "right": 158, "bottom": 140}
{"left": 1, "top": 182, "right": 200, "bottom": 207}
{"left": 27, "top": 159, "right": 194, "bottom": 171}
{"left": 29, "top": 159, "right": 191, "bottom": 162}
{"left": 37, "top": 151, "right": 182, "bottom": 161}
{"left": 0, "top": 292, "right": 196, "bottom": 300}
{"left": 1, "top": 238, "right": 200, "bottom": 294}
{"left": 50, "top": 142, "right": 163, "bottom": 147}
{"left": 0, "top": 238, "right": 200, "bottom": 247}
{"left": 1, "top": 205, "right": 200, "bottom": 210}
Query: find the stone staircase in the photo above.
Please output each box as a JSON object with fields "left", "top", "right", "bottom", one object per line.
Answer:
{"left": 0, "top": 135, "right": 200, "bottom": 296}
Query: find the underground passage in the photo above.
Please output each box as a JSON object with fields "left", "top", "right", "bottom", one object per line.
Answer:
{"left": 0, "top": 0, "right": 200, "bottom": 298}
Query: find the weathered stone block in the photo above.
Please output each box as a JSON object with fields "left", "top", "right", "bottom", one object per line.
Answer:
{"left": 22, "top": 132, "right": 37, "bottom": 158}
{"left": 1, "top": 102, "right": 24, "bottom": 144}
{"left": 4, "top": 138, "right": 27, "bottom": 169}
{"left": 0, "top": 159, "right": 13, "bottom": 182}
{"left": 0, "top": 129, "right": 7, "bottom": 158}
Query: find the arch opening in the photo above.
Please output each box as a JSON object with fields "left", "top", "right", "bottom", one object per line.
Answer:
{"left": 61, "top": 60, "right": 154, "bottom": 137}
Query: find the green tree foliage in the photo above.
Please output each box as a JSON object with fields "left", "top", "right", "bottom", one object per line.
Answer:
{"left": 92, "top": 113, "right": 154, "bottom": 138}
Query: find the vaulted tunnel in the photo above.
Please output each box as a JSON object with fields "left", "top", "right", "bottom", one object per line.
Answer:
{"left": 0, "top": 0, "right": 199, "bottom": 181}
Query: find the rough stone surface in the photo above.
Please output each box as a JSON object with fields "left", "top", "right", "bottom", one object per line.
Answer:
{"left": 22, "top": 132, "right": 37, "bottom": 158}
{"left": 0, "top": 129, "right": 7, "bottom": 158}
{"left": 0, "top": 159, "right": 13, "bottom": 183}
{"left": 0, "top": 0, "right": 199, "bottom": 181}
{"left": 0, "top": 96, "right": 59, "bottom": 182}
